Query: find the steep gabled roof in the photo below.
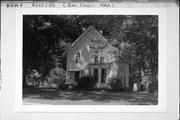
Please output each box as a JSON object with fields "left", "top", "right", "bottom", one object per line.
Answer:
{"left": 62, "top": 25, "right": 94, "bottom": 57}
{"left": 62, "top": 25, "right": 112, "bottom": 57}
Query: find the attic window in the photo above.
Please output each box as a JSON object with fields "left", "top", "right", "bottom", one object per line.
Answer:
{"left": 75, "top": 51, "right": 80, "bottom": 63}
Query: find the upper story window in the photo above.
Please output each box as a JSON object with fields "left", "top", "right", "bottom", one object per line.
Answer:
{"left": 100, "top": 56, "right": 104, "bottom": 63}
{"left": 94, "top": 51, "right": 99, "bottom": 63}
{"left": 75, "top": 51, "right": 80, "bottom": 63}
{"left": 94, "top": 55, "right": 98, "bottom": 63}
{"left": 93, "top": 50, "right": 105, "bottom": 64}
{"left": 94, "top": 55, "right": 104, "bottom": 63}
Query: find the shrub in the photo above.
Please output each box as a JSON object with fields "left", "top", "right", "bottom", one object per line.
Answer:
{"left": 149, "top": 80, "right": 158, "bottom": 93}
{"left": 25, "top": 69, "right": 42, "bottom": 87}
{"left": 76, "top": 76, "right": 96, "bottom": 91}
{"left": 109, "top": 78, "right": 123, "bottom": 92}
{"left": 48, "top": 67, "right": 66, "bottom": 89}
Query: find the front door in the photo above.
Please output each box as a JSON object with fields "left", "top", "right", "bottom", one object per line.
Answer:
{"left": 75, "top": 71, "right": 80, "bottom": 81}
{"left": 101, "top": 69, "right": 107, "bottom": 83}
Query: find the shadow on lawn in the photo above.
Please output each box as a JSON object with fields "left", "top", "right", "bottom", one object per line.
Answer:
{"left": 23, "top": 87, "right": 158, "bottom": 105}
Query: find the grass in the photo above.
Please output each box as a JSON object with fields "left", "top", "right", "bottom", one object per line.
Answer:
{"left": 23, "top": 87, "right": 158, "bottom": 105}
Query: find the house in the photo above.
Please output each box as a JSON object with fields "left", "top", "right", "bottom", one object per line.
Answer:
{"left": 63, "top": 25, "right": 129, "bottom": 88}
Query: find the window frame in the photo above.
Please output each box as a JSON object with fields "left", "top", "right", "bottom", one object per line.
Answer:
{"left": 75, "top": 51, "right": 81, "bottom": 63}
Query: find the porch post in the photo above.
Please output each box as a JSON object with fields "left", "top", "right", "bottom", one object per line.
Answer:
{"left": 91, "top": 68, "right": 94, "bottom": 76}
{"left": 98, "top": 68, "right": 102, "bottom": 84}
{"left": 106, "top": 68, "right": 109, "bottom": 83}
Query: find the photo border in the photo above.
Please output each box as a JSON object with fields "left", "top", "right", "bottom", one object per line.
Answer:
{"left": 15, "top": 8, "right": 167, "bottom": 112}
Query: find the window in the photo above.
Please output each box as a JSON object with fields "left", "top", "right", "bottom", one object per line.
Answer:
{"left": 101, "top": 69, "right": 107, "bottom": 83}
{"left": 100, "top": 56, "right": 104, "bottom": 63}
{"left": 93, "top": 50, "right": 98, "bottom": 63}
{"left": 94, "top": 55, "right": 99, "bottom": 63}
{"left": 75, "top": 52, "right": 80, "bottom": 63}
{"left": 93, "top": 51, "right": 104, "bottom": 63}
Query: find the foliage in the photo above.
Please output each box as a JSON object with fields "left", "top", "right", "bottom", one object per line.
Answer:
{"left": 24, "top": 69, "right": 42, "bottom": 87}
{"left": 112, "top": 16, "right": 158, "bottom": 92}
{"left": 23, "top": 15, "right": 158, "bottom": 92}
{"left": 109, "top": 78, "right": 123, "bottom": 92}
{"left": 25, "top": 69, "right": 41, "bottom": 79}
{"left": 149, "top": 78, "right": 158, "bottom": 93}
{"left": 129, "top": 71, "right": 141, "bottom": 91}
{"left": 47, "top": 66, "right": 66, "bottom": 89}
{"left": 76, "top": 76, "right": 96, "bottom": 91}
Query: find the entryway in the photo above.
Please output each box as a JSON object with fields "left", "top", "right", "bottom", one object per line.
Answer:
{"left": 75, "top": 71, "right": 80, "bottom": 81}
{"left": 92, "top": 68, "right": 107, "bottom": 86}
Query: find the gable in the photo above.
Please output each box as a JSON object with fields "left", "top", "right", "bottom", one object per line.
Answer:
{"left": 63, "top": 25, "right": 109, "bottom": 57}
{"left": 65, "top": 26, "right": 120, "bottom": 71}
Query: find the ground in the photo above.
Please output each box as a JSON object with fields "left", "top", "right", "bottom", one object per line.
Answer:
{"left": 23, "top": 87, "right": 158, "bottom": 105}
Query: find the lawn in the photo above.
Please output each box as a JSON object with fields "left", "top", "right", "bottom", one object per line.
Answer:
{"left": 23, "top": 87, "right": 158, "bottom": 105}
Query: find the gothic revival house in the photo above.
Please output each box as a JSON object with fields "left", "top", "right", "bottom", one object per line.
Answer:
{"left": 63, "top": 26, "right": 129, "bottom": 88}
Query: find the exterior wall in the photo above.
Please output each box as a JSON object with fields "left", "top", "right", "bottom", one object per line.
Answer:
{"left": 66, "top": 29, "right": 101, "bottom": 71}
{"left": 66, "top": 29, "right": 101, "bottom": 84}
{"left": 66, "top": 71, "right": 77, "bottom": 85}
{"left": 65, "top": 27, "right": 129, "bottom": 88}
{"left": 66, "top": 28, "right": 114, "bottom": 72}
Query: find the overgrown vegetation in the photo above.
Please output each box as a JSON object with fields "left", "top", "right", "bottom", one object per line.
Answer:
{"left": 76, "top": 76, "right": 96, "bottom": 91}
{"left": 109, "top": 78, "right": 124, "bottom": 92}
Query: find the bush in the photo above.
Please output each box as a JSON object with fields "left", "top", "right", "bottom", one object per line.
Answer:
{"left": 48, "top": 67, "right": 66, "bottom": 89}
{"left": 76, "top": 76, "right": 96, "bottom": 91}
{"left": 149, "top": 80, "right": 158, "bottom": 93}
{"left": 109, "top": 78, "right": 123, "bottom": 92}
{"left": 24, "top": 69, "right": 42, "bottom": 87}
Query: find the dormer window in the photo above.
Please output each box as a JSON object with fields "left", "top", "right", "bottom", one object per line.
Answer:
{"left": 75, "top": 51, "right": 80, "bottom": 63}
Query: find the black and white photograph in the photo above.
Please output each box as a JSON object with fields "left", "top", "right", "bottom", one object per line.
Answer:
{"left": 22, "top": 15, "right": 159, "bottom": 105}
{"left": 1, "top": 2, "right": 179, "bottom": 120}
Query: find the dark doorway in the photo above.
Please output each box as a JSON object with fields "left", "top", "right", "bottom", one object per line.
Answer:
{"left": 75, "top": 71, "right": 80, "bottom": 81}
{"left": 101, "top": 69, "right": 107, "bottom": 83}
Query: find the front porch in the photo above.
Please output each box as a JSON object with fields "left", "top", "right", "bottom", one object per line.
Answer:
{"left": 87, "top": 63, "right": 112, "bottom": 88}
{"left": 66, "top": 63, "right": 112, "bottom": 88}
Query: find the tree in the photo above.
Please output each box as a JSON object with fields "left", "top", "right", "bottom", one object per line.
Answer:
{"left": 23, "top": 15, "right": 158, "bottom": 92}
{"left": 109, "top": 15, "right": 158, "bottom": 92}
